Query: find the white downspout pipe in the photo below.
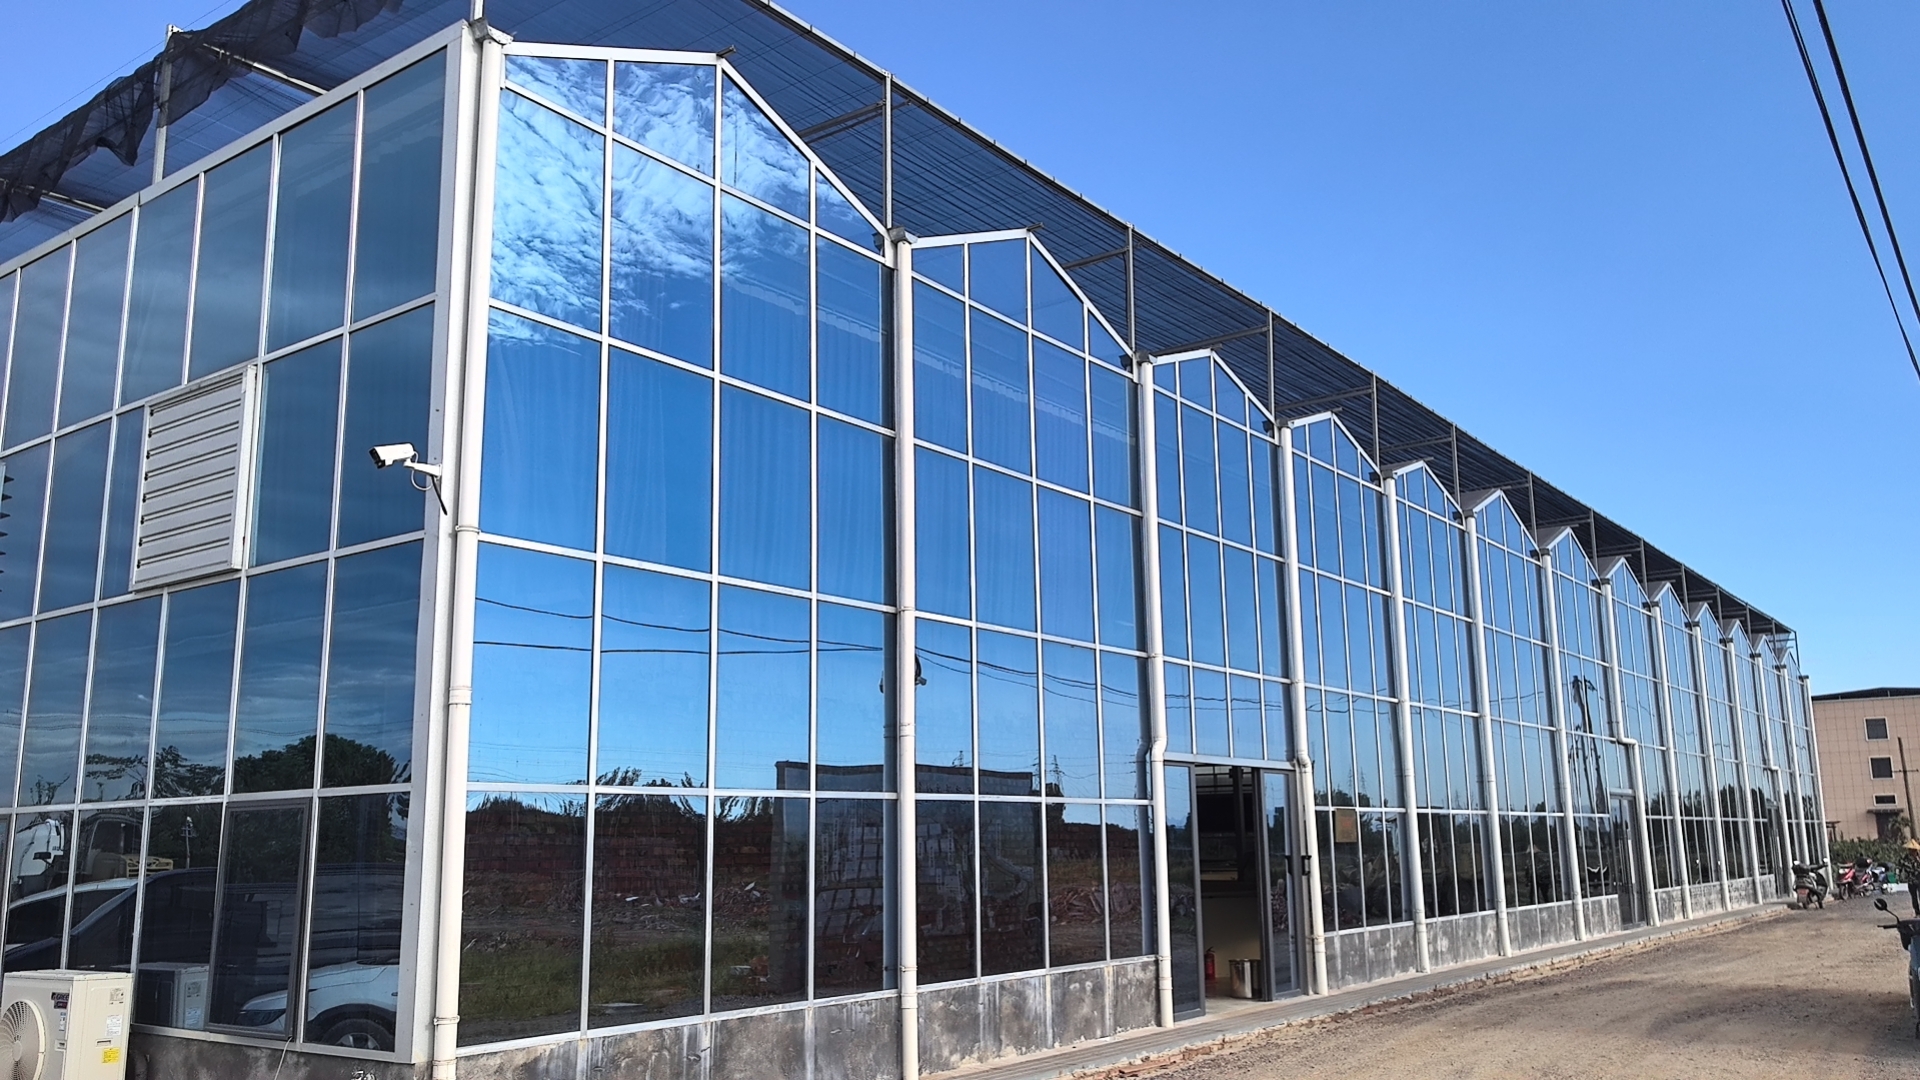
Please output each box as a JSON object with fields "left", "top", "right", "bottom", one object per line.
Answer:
{"left": 1277, "top": 424, "right": 1327, "bottom": 994}
{"left": 890, "top": 230, "right": 920, "bottom": 1080}
{"left": 430, "top": 23, "right": 503, "bottom": 1080}
{"left": 1134, "top": 357, "right": 1176, "bottom": 1027}
{"left": 1379, "top": 475, "right": 1429, "bottom": 970}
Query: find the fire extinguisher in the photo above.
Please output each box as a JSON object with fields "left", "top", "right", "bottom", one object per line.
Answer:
{"left": 1204, "top": 947, "right": 1216, "bottom": 983}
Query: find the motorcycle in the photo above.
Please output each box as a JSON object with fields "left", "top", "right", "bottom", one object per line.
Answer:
{"left": 1792, "top": 861, "right": 1829, "bottom": 909}
{"left": 1874, "top": 897, "right": 1920, "bottom": 1039}
{"left": 1839, "top": 862, "right": 1870, "bottom": 900}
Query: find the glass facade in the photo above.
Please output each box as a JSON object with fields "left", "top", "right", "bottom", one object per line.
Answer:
{"left": 0, "top": 23, "right": 1822, "bottom": 1074}
{"left": 0, "top": 46, "right": 445, "bottom": 1053}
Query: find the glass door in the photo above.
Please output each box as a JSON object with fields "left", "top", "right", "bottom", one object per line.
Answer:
{"left": 1166, "top": 765, "right": 1204, "bottom": 1018}
{"left": 1259, "top": 770, "right": 1297, "bottom": 996}
{"left": 1609, "top": 794, "right": 1642, "bottom": 927}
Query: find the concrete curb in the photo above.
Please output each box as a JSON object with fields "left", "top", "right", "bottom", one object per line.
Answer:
{"left": 933, "top": 903, "right": 1789, "bottom": 1080}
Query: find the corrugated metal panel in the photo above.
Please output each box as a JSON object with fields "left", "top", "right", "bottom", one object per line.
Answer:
{"left": 132, "top": 367, "right": 257, "bottom": 589}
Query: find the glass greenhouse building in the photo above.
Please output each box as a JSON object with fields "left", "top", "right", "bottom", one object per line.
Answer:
{"left": 0, "top": 3, "right": 1827, "bottom": 1077}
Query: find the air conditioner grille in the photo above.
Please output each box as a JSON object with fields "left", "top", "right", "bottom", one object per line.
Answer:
{"left": 0, "top": 998, "right": 44, "bottom": 1080}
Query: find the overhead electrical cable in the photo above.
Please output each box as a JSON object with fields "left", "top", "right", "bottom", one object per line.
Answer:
{"left": 1780, "top": 0, "right": 1920, "bottom": 382}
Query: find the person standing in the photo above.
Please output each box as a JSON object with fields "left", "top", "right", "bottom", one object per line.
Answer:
{"left": 1899, "top": 838, "right": 1920, "bottom": 916}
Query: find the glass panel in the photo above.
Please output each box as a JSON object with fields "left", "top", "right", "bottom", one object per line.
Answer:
{"left": 1186, "top": 536, "right": 1225, "bottom": 668}
{"left": 208, "top": 804, "right": 306, "bottom": 1032}
{"left": 67, "top": 807, "right": 143, "bottom": 971}
{"left": 0, "top": 626, "right": 25, "bottom": 806}
{"left": 133, "top": 802, "right": 221, "bottom": 1026}
{"left": 1154, "top": 394, "right": 1180, "bottom": 524}
{"left": 1230, "top": 674, "right": 1262, "bottom": 759}
{"left": 1158, "top": 523, "right": 1187, "bottom": 660}
{"left": 1090, "top": 366, "right": 1136, "bottom": 508}
{"left": 1029, "top": 248, "right": 1083, "bottom": 349}
{"left": 189, "top": 145, "right": 270, "bottom": 378}
{"left": 1033, "top": 340, "right": 1088, "bottom": 492}
{"left": 915, "top": 448, "right": 969, "bottom": 619}
{"left": 720, "top": 77, "right": 808, "bottom": 219}
{"left": 1212, "top": 364, "right": 1246, "bottom": 426}
{"left": 268, "top": 101, "right": 355, "bottom": 350}
{"left": 470, "top": 544, "right": 592, "bottom": 783}
{"left": 252, "top": 339, "right": 341, "bottom": 565}
{"left": 99, "top": 413, "right": 143, "bottom": 599}
{"left": 815, "top": 798, "right": 887, "bottom": 993}
{"left": 1217, "top": 422, "right": 1252, "bottom": 546}
{"left": 506, "top": 55, "right": 605, "bottom": 122}
{"left": 974, "top": 468, "right": 1034, "bottom": 631}
{"left": 614, "top": 62, "right": 715, "bottom": 176}
{"left": 1164, "top": 662, "right": 1192, "bottom": 755}
{"left": 1094, "top": 507, "right": 1139, "bottom": 649}
{"left": 1179, "top": 405, "right": 1217, "bottom": 535}
{"left": 912, "top": 281, "right": 967, "bottom": 452}
{"left": 977, "top": 630, "right": 1039, "bottom": 796}
{"left": 916, "top": 798, "right": 975, "bottom": 983}
{"left": 1251, "top": 445, "right": 1275, "bottom": 555}
{"left": 460, "top": 793, "right": 583, "bottom": 1044}
{"left": 82, "top": 599, "right": 159, "bottom": 802}
{"left": 1224, "top": 546, "right": 1259, "bottom": 673}
{"left": 714, "top": 585, "right": 810, "bottom": 789}
{"left": 60, "top": 216, "right": 131, "bottom": 427}
{"left": 967, "top": 240, "right": 1025, "bottom": 324}
{"left": 598, "top": 565, "right": 709, "bottom": 787}
{"left": 1042, "top": 643, "right": 1099, "bottom": 798}
{"left": 817, "top": 238, "right": 885, "bottom": 424}
{"left": 492, "top": 91, "right": 603, "bottom": 332}
{"left": 590, "top": 793, "right": 706, "bottom": 1025}
{"left": 719, "top": 386, "right": 810, "bottom": 589}
{"left": 710, "top": 796, "right": 807, "bottom": 1007}
{"left": 19, "top": 612, "right": 91, "bottom": 805}
{"left": 1037, "top": 490, "right": 1093, "bottom": 643}
{"left": 1165, "top": 765, "right": 1198, "bottom": 1009}
{"left": 817, "top": 417, "right": 889, "bottom": 604}
{"left": 1262, "top": 772, "right": 1295, "bottom": 992}
{"left": 816, "top": 604, "right": 888, "bottom": 790}
{"left": 6, "top": 810, "right": 73, "bottom": 971}
{"left": 480, "top": 311, "right": 599, "bottom": 551}
{"left": 1100, "top": 653, "right": 1145, "bottom": 799}
{"left": 720, "top": 195, "right": 809, "bottom": 399}
{"left": 969, "top": 310, "right": 1029, "bottom": 473}
{"left": 1046, "top": 802, "right": 1104, "bottom": 965}
{"left": 606, "top": 348, "right": 710, "bottom": 571}
{"left": 1088, "top": 316, "right": 1127, "bottom": 369}
{"left": 816, "top": 175, "right": 878, "bottom": 251}
{"left": 5, "top": 247, "right": 69, "bottom": 447}
{"left": 153, "top": 581, "right": 238, "bottom": 798}
{"left": 915, "top": 619, "right": 973, "bottom": 794}
{"left": 38, "top": 422, "right": 110, "bottom": 612}
{"left": 231, "top": 562, "right": 327, "bottom": 793}
{"left": 915, "top": 245, "right": 963, "bottom": 294}
{"left": 1264, "top": 680, "right": 1291, "bottom": 762}
{"left": 1257, "top": 556, "right": 1285, "bottom": 676}
{"left": 305, "top": 794, "right": 406, "bottom": 1051}
{"left": 1106, "top": 805, "right": 1147, "bottom": 958}
{"left": 322, "top": 542, "right": 420, "bottom": 787}
{"left": 122, "top": 183, "right": 196, "bottom": 403}
{"left": 611, "top": 144, "right": 714, "bottom": 367}
{"left": 354, "top": 53, "right": 445, "bottom": 319}
{"left": 338, "top": 306, "right": 434, "bottom": 547}
{"left": 1193, "top": 667, "right": 1229, "bottom": 758}
{"left": 980, "top": 800, "right": 1042, "bottom": 974}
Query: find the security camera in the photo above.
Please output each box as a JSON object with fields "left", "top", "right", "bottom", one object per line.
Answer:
{"left": 370, "top": 443, "right": 418, "bottom": 469}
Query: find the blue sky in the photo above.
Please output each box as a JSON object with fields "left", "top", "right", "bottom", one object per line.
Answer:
{"left": 3, "top": 1, "right": 1914, "bottom": 691}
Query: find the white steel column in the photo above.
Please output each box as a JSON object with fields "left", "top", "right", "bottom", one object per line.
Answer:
{"left": 1537, "top": 548, "right": 1587, "bottom": 940}
{"left": 1597, "top": 576, "right": 1659, "bottom": 927}
{"left": 1800, "top": 675, "right": 1832, "bottom": 869}
{"left": 1645, "top": 603, "right": 1693, "bottom": 920}
{"left": 1721, "top": 634, "right": 1763, "bottom": 900}
{"left": 1773, "top": 661, "right": 1807, "bottom": 869}
{"left": 1686, "top": 620, "right": 1733, "bottom": 912}
{"left": 1462, "top": 510, "right": 1512, "bottom": 956}
{"left": 1278, "top": 425, "right": 1328, "bottom": 994}
{"left": 1380, "top": 475, "right": 1429, "bottom": 969}
{"left": 430, "top": 23, "right": 502, "bottom": 1079}
{"left": 1135, "top": 356, "right": 1177, "bottom": 1026}
{"left": 889, "top": 230, "right": 921, "bottom": 1080}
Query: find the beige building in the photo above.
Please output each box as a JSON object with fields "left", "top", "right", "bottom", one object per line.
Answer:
{"left": 1813, "top": 688, "right": 1920, "bottom": 842}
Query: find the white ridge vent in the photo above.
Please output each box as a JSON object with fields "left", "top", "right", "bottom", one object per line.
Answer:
{"left": 131, "top": 367, "right": 259, "bottom": 590}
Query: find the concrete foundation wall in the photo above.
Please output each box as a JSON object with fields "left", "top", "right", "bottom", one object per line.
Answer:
{"left": 1324, "top": 923, "right": 1419, "bottom": 990}
{"left": 1506, "top": 902, "right": 1578, "bottom": 952}
{"left": 1428, "top": 911, "right": 1500, "bottom": 970}
{"left": 1687, "top": 883, "right": 1724, "bottom": 915}
{"left": 915, "top": 959, "right": 1157, "bottom": 1076}
{"left": 129, "top": 1032, "right": 417, "bottom": 1080}
{"left": 1583, "top": 895, "right": 1622, "bottom": 937}
{"left": 1654, "top": 887, "right": 1686, "bottom": 924}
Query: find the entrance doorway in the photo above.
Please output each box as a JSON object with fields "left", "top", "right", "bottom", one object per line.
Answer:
{"left": 1168, "top": 764, "right": 1298, "bottom": 1017}
{"left": 1609, "top": 794, "right": 1644, "bottom": 927}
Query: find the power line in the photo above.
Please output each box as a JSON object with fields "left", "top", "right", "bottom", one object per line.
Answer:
{"left": 1780, "top": 0, "right": 1920, "bottom": 383}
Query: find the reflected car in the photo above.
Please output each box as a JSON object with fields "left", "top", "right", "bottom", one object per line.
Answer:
{"left": 236, "top": 961, "right": 399, "bottom": 1051}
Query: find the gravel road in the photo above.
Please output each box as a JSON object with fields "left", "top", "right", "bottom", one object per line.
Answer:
{"left": 1115, "top": 900, "right": 1920, "bottom": 1080}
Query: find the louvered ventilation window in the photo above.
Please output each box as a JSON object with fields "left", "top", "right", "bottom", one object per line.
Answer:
{"left": 131, "top": 368, "right": 260, "bottom": 589}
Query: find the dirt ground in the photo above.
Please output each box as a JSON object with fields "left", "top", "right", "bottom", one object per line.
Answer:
{"left": 1115, "top": 899, "right": 1920, "bottom": 1080}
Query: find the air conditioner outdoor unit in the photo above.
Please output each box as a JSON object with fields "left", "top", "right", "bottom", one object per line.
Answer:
{"left": 0, "top": 970, "right": 132, "bottom": 1080}
{"left": 131, "top": 964, "right": 206, "bottom": 1031}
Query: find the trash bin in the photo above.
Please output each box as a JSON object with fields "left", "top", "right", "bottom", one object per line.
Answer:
{"left": 1229, "top": 958, "right": 1255, "bottom": 999}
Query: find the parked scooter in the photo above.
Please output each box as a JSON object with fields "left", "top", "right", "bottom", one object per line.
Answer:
{"left": 1792, "top": 862, "right": 1829, "bottom": 909}
{"left": 1873, "top": 897, "right": 1920, "bottom": 1038}
{"left": 1839, "top": 861, "right": 1871, "bottom": 900}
